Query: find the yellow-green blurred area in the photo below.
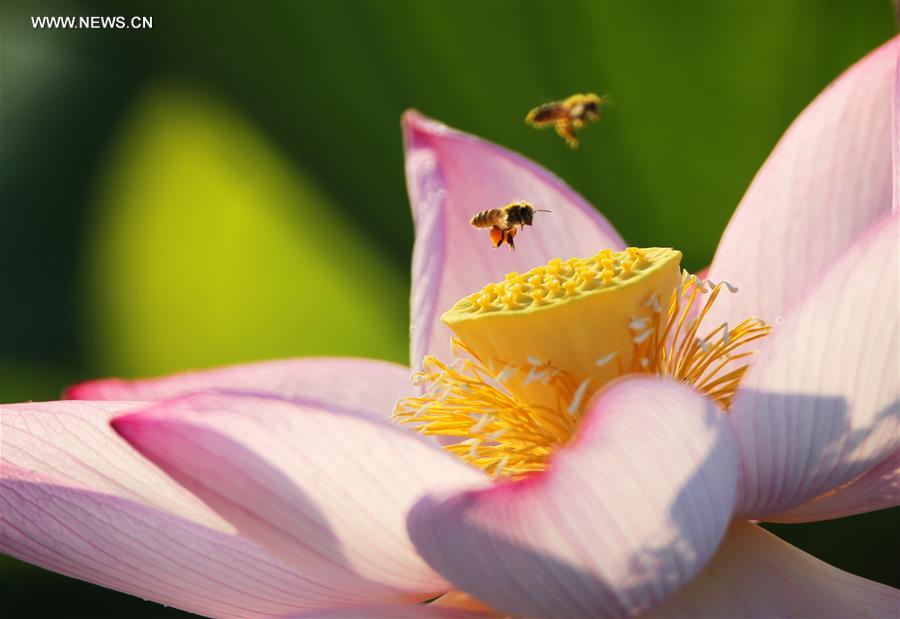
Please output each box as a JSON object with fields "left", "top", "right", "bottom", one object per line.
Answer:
{"left": 0, "top": 0, "right": 896, "bottom": 615}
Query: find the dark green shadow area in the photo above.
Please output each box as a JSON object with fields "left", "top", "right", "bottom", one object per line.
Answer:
{"left": 0, "top": 555, "right": 190, "bottom": 618}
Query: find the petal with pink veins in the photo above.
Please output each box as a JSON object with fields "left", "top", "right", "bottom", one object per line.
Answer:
{"left": 646, "top": 520, "right": 899, "bottom": 618}
{"left": 766, "top": 447, "right": 899, "bottom": 523}
{"left": 403, "top": 110, "right": 625, "bottom": 366}
{"left": 895, "top": 39, "right": 900, "bottom": 210}
{"left": 66, "top": 357, "right": 411, "bottom": 419}
{"left": 288, "top": 605, "right": 498, "bottom": 618}
{"left": 1, "top": 400, "right": 353, "bottom": 617}
{"left": 707, "top": 36, "right": 897, "bottom": 328}
{"left": 407, "top": 377, "right": 739, "bottom": 619}
{"left": 732, "top": 212, "right": 899, "bottom": 519}
{"left": 112, "top": 393, "right": 488, "bottom": 605}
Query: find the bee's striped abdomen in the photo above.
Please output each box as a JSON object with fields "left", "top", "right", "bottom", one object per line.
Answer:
{"left": 470, "top": 208, "right": 506, "bottom": 228}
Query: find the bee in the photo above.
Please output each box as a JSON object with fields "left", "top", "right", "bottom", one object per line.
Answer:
{"left": 470, "top": 201, "right": 551, "bottom": 251}
{"left": 525, "top": 93, "right": 610, "bottom": 149}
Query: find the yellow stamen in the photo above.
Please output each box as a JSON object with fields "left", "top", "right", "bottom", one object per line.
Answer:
{"left": 395, "top": 348, "right": 581, "bottom": 477}
{"left": 395, "top": 248, "right": 769, "bottom": 478}
{"left": 655, "top": 272, "right": 771, "bottom": 410}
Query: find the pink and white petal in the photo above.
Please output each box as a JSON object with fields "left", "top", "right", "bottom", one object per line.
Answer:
{"left": 66, "top": 357, "right": 411, "bottom": 419}
{"left": 1, "top": 401, "right": 347, "bottom": 617}
{"left": 732, "top": 212, "right": 899, "bottom": 519}
{"left": 645, "top": 520, "right": 899, "bottom": 618}
{"left": 288, "top": 605, "right": 498, "bottom": 618}
{"left": 895, "top": 40, "right": 900, "bottom": 211}
{"left": 765, "top": 447, "right": 899, "bottom": 523}
{"left": 112, "top": 393, "right": 488, "bottom": 605}
{"left": 407, "top": 377, "right": 739, "bottom": 619}
{"left": 404, "top": 111, "right": 625, "bottom": 366}
{"left": 707, "top": 36, "right": 897, "bottom": 327}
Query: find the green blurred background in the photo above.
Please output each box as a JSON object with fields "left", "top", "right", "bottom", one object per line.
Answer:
{"left": 1, "top": 0, "right": 897, "bottom": 616}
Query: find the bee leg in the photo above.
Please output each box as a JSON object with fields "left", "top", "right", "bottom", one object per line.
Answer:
{"left": 490, "top": 226, "right": 505, "bottom": 248}
{"left": 506, "top": 227, "right": 517, "bottom": 251}
{"left": 555, "top": 121, "right": 579, "bottom": 149}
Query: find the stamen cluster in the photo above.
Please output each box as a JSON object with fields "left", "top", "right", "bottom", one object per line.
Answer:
{"left": 655, "top": 272, "right": 770, "bottom": 409}
{"left": 395, "top": 253, "right": 769, "bottom": 478}
{"left": 394, "top": 345, "right": 582, "bottom": 478}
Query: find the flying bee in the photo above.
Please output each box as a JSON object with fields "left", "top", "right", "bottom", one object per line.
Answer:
{"left": 470, "top": 201, "right": 551, "bottom": 251}
{"left": 525, "top": 93, "right": 610, "bottom": 149}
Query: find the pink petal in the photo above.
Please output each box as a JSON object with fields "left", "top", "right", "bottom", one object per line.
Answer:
{"left": 646, "top": 520, "right": 899, "bottom": 618}
{"left": 112, "top": 393, "right": 487, "bottom": 605}
{"left": 732, "top": 212, "right": 899, "bottom": 519}
{"left": 765, "top": 447, "right": 899, "bottom": 524}
{"left": 66, "top": 357, "right": 411, "bottom": 419}
{"left": 1, "top": 400, "right": 352, "bottom": 617}
{"left": 289, "top": 605, "right": 496, "bottom": 618}
{"left": 707, "top": 36, "right": 897, "bottom": 327}
{"left": 403, "top": 111, "right": 625, "bottom": 366}
{"left": 895, "top": 40, "right": 900, "bottom": 211}
{"left": 407, "top": 377, "right": 738, "bottom": 619}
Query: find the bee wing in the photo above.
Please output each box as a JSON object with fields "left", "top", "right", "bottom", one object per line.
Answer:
{"left": 498, "top": 210, "right": 510, "bottom": 228}
{"left": 526, "top": 103, "right": 565, "bottom": 126}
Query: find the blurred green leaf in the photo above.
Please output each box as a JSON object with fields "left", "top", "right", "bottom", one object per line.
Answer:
{"left": 85, "top": 86, "right": 409, "bottom": 376}
{"left": 136, "top": 0, "right": 893, "bottom": 272}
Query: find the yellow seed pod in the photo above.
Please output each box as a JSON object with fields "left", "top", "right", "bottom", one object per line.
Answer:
{"left": 442, "top": 247, "right": 682, "bottom": 411}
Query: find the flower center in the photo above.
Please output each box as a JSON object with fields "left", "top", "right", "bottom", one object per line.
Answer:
{"left": 394, "top": 247, "right": 768, "bottom": 478}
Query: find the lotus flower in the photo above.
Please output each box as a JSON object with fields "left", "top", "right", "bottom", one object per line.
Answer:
{"left": 2, "top": 36, "right": 898, "bottom": 618}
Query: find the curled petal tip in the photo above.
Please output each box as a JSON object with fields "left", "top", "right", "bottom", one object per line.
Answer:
{"left": 108, "top": 409, "right": 146, "bottom": 441}
{"left": 401, "top": 108, "right": 429, "bottom": 130}
{"left": 63, "top": 377, "right": 126, "bottom": 400}
{"left": 403, "top": 109, "right": 453, "bottom": 144}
